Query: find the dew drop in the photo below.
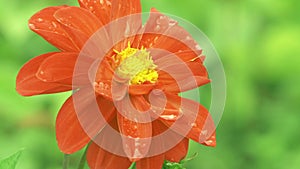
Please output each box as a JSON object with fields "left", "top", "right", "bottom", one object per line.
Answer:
{"left": 169, "top": 19, "right": 177, "bottom": 26}
{"left": 185, "top": 36, "right": 191, "bottom": 40}
{"left": 204, "top": 140, "right": 214, "bottom": 146}
{"left": 124, "top": 22, "right": 131, "bottom": 36}
{"left": 37, "top": 18, "right": 44, "bottom": 22}
{"left": 29, "top": 23, "right": 36, "bottom": 29}
{"left": 160, "top": 114, "right": 178, "bottom": 120}
{"left": 201, "top": 130, "right": 208, "bottom": 136}
{"left": 191, "top": 123, "right": 197, "bottom": 127}
{"left": 133, "top": 148, "right": 142, "bottom": 158}
{"left": 195, "top": 44, "right": 201, "bottom": 50}
{"left": 154, "top": 25, "right": 160, "bottom": 31}
{"left": 52, "top": 21, "right": 57, "bottom": 28}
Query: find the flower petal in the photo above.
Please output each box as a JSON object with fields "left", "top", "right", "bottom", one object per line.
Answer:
{"left": 37, "top": 52, "right": 93, "bottom": 86}
{"left": 78, "top": 0, "right": 112, "bottom": 25}
{"left": 154, "top": 53, "right": 210, "bottom": 93}
{"left": 161, "top": 76, "right": 210, "bottom": 93}
{"left": 28, "top": 6, "right": 80, "bottom": 52}
{"left": 56, "top": 94, "right": 91, "bottom": 154}
{"left": 16, "top": 52, "right": 72, "bottom": 96}
{"left": 111, "top": 0, "right": 141, "bottom": 20}
{"left": 165, "top": 138, "right": 189, "bottom": 162}
{"left": 54, "top": 6, "right": 103, "bottom": 37}
{"left": 136, "top": 154, "right": 165, "bottom": 169}
{"left": 140, "top": 8, "right": 201, "bottom": 59}
{"left": 110, "top": 0, "right": 142, "bottom": 51}
{"left": 129, "top": 84, "right": 156, "bottom": 95}
{"left": 158, "top": 94, "right": 216, "bottom": 146}
{"left": 117, "top": 113, "right": 152, "bottom": 161}
{"left": 87, "top": 141, "right": 132, "bottom": 169}
{"left": 56, "top": 89, "right": 116, "bottom": 154}
{"left": 36, "top": 52, "right": 76, "bottom": 85}
{"left": 155, "top": 51, "right": 208, "bottom": 78}
{"left": 116, "top": 96, "right": 152, "bottom": 161}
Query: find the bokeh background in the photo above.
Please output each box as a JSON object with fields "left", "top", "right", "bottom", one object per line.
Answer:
{"left": 1, "top": 0, "right": 300, "bottom": 168}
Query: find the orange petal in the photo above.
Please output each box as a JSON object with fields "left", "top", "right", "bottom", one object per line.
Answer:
{"left": 202, "top": 131, "right": 216, "bottom": 147}
{"left": 159, "top": 94, "right": 216, "bottom": 146}
{"left": 117, "top": 113, "right": 152, "bottom": 161}
{"left": 94, "top": 59, "right": 114, "bottom": 82}
{"left": 110, "top": 0, "right": 142, "bottom": 51}
{"left": 37, "top": 52, "right": 94, "bottom": 86}
{"left": 156, "top": 53, "right": 208, "bottom": 78}
{"left": 129, "top": 83, "right": 156, "bottom": 95}
{"left": 152, "top": 51, "right": 210, "bottom": 93}
{"left": 165, "top": 138, "right": 189, "bottom": 162}
{"left": 116, "top": 96, "right": 152, "bottom": 161}
{"left": 161, "top": 76, "right": 210, "bottom": 93}
{"left": 54, "top": 6, "right": 103, "bottom": 37}
{"left": 111, "top": 0, "right": 141, "bottom": 20}
{"left": 56, "top": 94, "right": 91, "bottom": 154}
{"left": 136, "top": 154, "right": 165, "bottom": 169}
{"left": 16, "top": 52, "right": 72, "bottom": 96}
{"left": 87, "top": 141, "right": 132, "bottom": 169}
{"left": 28, "top": 6, "right": 80, "bottom": 52}
{"left": 140, "top": 8, "right": 201, "bottom": 58}
{"left": 78, "top": 0, "right": 112, "bottom": 25}
{"left": 36, "top": 52, "right": 76, "bottom": 85}
{"left": 186, "top": 57, "right": 208, "bottom": 77}
{"left": 56, "top": 89, "right": 116, "bottom": 154}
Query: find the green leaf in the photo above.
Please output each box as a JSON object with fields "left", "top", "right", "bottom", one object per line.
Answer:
{"left": 163, "top": 161, "right": 186, "bottom": 169}
{"left": 0, "top": 150, "right": 23, "bottom": 169}
{"left": 163, "top": 152, "right": 199, "bottom": 169}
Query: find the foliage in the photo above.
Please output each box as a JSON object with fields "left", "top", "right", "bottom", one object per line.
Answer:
{"left": 0, "top": 150, "right": 23, "bottom": 169}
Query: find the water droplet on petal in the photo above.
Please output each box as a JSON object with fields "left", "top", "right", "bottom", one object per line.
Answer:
{"left": 186, "top": 36, "right": 191, "bottom": 40}
{"left": 124, "top": 22, "right": 131, "bottom": 36}
{"left": 37, "top": 18, "right": 44, "bottom": 22}
{"left": 169, "top": 19, "right": 177, "bottom": 26}
{"left": 204, "top": 139, "right": 215, "bottom": 146}
{"left": 201, "top": 130, "right": 208, "bottom": 137}
{"left": 29, "top": 23, "right": 36, "bottom": 29}
{"left": 160, "top": 114, "right": 178, "bottom": 121}
{"left": 195, "top": 44, "right": 201, "bottom": 50}
{"left": 133, "top": 148, "right": 142, "bottom": 158}
{"left": 154, "top": 25, "right": 161, "bottom": 31}
{"left": 191, "top": 123, "right": 197, "bottom": 127}
{"left": 52, "top": 21, "right": 57, "bottom": 28}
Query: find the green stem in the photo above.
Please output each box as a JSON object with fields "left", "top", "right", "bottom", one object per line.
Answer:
{"left": 129, "top": 162, "right": 136, "bottom": 169}
{"left": 63, "top": 154, "right": 70, "bottom": 169}
{"left": 77, "top": 144, "right": 89, "bottom": 169}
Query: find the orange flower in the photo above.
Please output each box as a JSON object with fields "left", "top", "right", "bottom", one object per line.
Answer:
{"left": 16, "top": 0, "right": 216, "bottom": 168}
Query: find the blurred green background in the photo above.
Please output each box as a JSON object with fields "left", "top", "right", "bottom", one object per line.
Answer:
{"left": 1, "top": 0, "right": 300, "bottom": 168}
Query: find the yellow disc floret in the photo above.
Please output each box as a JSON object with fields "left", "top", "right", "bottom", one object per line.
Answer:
{"left": 113, "top": 43, "right": 158, "bottom": 85}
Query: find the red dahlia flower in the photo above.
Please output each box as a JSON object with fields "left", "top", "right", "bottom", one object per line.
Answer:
{"left": 16, "top": 0, "right": 216, "bottom": 168}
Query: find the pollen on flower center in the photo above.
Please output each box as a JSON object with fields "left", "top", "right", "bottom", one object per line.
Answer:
{"left": 113, "top": 43, "right": 158, "bottom": 85}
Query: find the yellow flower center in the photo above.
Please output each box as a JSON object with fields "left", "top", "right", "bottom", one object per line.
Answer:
{"left": 113, "top": 43, "right": 158, "bottom": 85}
